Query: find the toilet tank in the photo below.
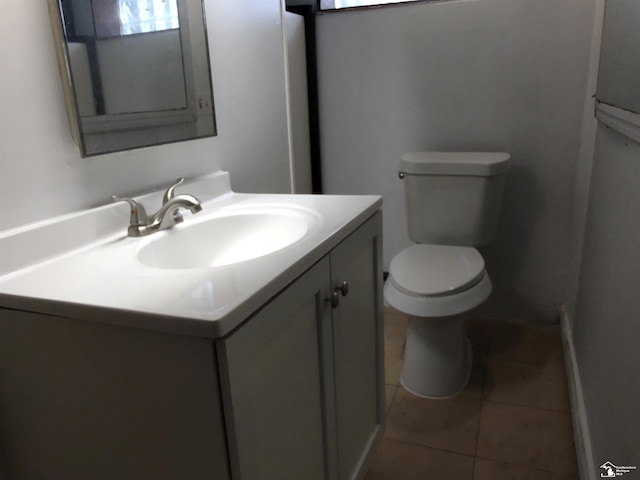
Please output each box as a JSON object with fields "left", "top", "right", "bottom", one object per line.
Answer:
{"left": 400, "top": 152, "right": 510, "bottom": 246}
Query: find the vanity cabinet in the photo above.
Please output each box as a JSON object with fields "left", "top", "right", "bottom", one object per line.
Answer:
{"left": 218, "top": 211, "right": 384, "bottom": 480}
{"left": 0, "top": 211, "right": 383, "bottom": 480}
{"left": 0, "top": 309, "right": 231, "bottom": 480}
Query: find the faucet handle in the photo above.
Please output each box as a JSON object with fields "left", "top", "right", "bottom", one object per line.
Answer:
{"left": 162, "top": 177, "right": 185, "bottom": 205}
{"left": 111, "top": 196, "right": 149, "bottom": 226}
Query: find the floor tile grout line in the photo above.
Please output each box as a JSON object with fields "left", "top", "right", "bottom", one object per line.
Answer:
{"left": 473, "top": 453, "right": 579, "bottom": 477}
{"left": 470, "top": 455, "right": 477, "bottom": 480}
{"left": 481, "top": 397, "right": 573, "bottom": 415}
{"left": 472, "top": 325, "right": 492, "bottom": 472}
{"left": 390, "top": 382, "right": 483, "bottom": 401}
{"left": 485, "top": 356, "right": 566, "bottom": 368}
{"left": 382, "top": 436, "right": 477, "bottom": 460}
{"left": 386, "top": 384, "right": 399, "bottom": 412}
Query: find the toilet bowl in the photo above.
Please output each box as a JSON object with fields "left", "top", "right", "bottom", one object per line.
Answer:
{"left": 385, "top": 152, "right": 510, "bottom": 398}
{"left": 384, "top": 244, "right": 492, "bottom": 398}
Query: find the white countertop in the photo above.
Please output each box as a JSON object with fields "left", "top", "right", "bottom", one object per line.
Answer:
{"left": 0, "top": 173, "right": 381, "bottom": 338}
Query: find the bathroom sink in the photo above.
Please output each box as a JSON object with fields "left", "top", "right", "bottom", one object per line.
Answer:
{"left": 137, "top": 208, "right": 316, "bottom": 269}
{"left": 0, "top": 171, "right": 382, "bottom": 337}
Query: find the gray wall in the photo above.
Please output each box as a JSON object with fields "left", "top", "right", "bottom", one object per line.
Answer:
{"left": 0, "top": 0, "right": 291, "bottom": 232}
{"left": 573, "top": 124, "right": 640, "bottom": 467}
{"left": 317, "top": 0, "right": 595, "bottom": 322}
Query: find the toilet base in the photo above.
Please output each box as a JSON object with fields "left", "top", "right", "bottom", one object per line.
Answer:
{"left": 399, "top": 315, "right": 472, "bottom": 399}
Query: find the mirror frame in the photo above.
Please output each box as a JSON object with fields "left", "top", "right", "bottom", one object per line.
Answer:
{"left": 48, "top": 0, "right": 217, "bottom": 157}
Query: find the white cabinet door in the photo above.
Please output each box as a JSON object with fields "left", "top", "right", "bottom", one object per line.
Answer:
{"left": 330, "top": 212, "right": 385, "bottom": 480}
{"left": 219, "top": 212, "right": 384, "bottom": 480}
{"left": 219, "top": 257, "right": 333, "bottom": 480}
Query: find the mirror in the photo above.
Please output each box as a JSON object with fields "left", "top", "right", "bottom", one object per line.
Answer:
{"left": 596, "top": 0, "right": 640, "bottom": 114}
{"left": 49, "top": 0, "right": 216, "bottom": 157}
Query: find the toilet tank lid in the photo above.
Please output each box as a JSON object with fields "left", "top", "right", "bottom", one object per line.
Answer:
{"left": 401, "top": 152, "right": 511, "bottom": 176}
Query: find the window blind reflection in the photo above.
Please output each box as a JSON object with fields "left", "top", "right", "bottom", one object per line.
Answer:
{"left": 118, "top": 0, "right": 179, "bottom": 36}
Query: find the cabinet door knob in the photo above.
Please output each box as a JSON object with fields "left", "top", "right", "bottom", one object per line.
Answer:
{"left": 337, "top": 281, "right": 349, "bottom": 297}
{"left": 328, "top": 291, "right": 340, "bottom": 308}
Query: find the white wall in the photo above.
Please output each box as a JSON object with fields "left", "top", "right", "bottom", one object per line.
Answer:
{"left": 572, "top": 124, "right": 640, "bottom": 472}
{"left": 0, "top": 0, "right": 291, "bottom": 232}
{"left": 564, "top": 0, "right": 640, "bottom": 471}
{"left": 317, "top": 0, "right": 595, "bottom": 322}
{"left": 564, "top": 0, "right": 605, "bottom": 327}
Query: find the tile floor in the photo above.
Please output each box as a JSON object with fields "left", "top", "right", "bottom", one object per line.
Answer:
{"left": 365, "top": 307, "right": 579, "bottom": 480}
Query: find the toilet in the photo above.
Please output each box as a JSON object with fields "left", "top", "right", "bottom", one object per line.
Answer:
{"left": 384, "top": 152, "right": 510, "bottom": 399}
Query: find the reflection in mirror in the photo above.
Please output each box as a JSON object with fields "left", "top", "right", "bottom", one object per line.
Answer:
{"left": 596, "top": 0, "right": 640, "bottom": 114}
{"left": 49, "top": 0, "right": 216, "bottom": 157}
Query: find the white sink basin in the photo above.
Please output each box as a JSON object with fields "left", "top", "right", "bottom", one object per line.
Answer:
{"left": 137, "top": 209, "right": 316, "bottom": 269}
{"left": 0, "top": 171, "right": 382, "bottom": 337}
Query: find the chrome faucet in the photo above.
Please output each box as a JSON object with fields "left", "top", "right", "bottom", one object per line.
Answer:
{"left": 112, "top": 178, "right": 203, "bottom": 237}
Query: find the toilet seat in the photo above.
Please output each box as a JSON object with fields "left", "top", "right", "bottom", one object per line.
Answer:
{"left": 389, "top": 245, "right": 485, "bottom": 296}
{"left": 385, "top": 244, "right": 492, "bottom": 317}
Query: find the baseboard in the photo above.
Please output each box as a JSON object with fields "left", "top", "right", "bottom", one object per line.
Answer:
{"left": 559, "top": 305, "right": 596, "bottom": 480}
